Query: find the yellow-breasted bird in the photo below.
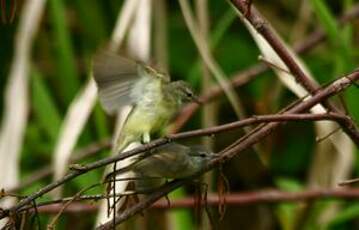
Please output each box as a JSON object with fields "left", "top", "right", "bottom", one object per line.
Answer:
{"left": 92, "top": 49, "right": 199, "bottom": 153}
{"left": 93, "top": 50, "right": 200, "bottom": 225}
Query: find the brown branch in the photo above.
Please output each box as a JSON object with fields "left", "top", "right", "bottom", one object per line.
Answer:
{"left": 172, "top": 112, "right": 351, "bottom": 139}
{"left": 11, "top": 4, "right": 359, "bottom": 198}
{"left": 1, "top": 112, "right": 349, "bottom": 219}
{"left": 26, "top": 189, "right": 359, "bottom": 214}
{"left": 1, "top": 71, "right": 358, "bottom": 222}
{"left": 47, "top": 187, "right": 90, "bottom": 229}
{"left": 2, "top": 106, "right": 357, "bottom": 222}
{"left": 231, "top": 0, "right": 320, "bottom": 92}
{"left": 171, "top": 3, "right": 359, "bottom": 133}
{"left": 230, "top": 0, "right": 359, "bottom": 146}
{"left": 97, "top": 70, "right": 359, "bottom": 229}
{"left": 8, "top": 138, "right": 111, "bottom": 193}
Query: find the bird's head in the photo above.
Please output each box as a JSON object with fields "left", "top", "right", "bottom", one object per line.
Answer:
{"left": 169, "top": 80, "right": 200, "bottom": 105}
{"left": 188, "top": 146, "right": 217, "bottom": 167}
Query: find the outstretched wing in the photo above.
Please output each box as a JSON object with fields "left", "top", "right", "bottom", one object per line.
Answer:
{"left": 93, "top": 49, "right": 169, "bottom": 114}
{"left": 92, "top": 50, "right": 140, "bottom": 114}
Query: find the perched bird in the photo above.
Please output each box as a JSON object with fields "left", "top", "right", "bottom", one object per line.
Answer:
{"left": 92, "top": 50, "right": 199, "bottom": 152}
{"left": 105, "top": 143, "right": 215, "bottom": 192}
{"left": 93, "top": 50, "right": 199, "bottom": 225}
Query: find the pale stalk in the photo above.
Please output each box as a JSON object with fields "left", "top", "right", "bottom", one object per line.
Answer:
{"left": 154, "top": 0, "right": 169, "bottom": 72}
{"left": 230, "top": 2, "right": 354, "bottom": 226}
{"left": 197, "top": 1, "right": 217, "bottom": 229}
{"left": 0, "top": 0, "right": 46, "bottom": 227}
{"left": 52, "top": 0, "right": 139, "bottom": 200}
{"left": 96, "top": 0, "right": 151, "bottom": 226}
{"left": 178, "top": 0, "right": 244, "bottom": 119}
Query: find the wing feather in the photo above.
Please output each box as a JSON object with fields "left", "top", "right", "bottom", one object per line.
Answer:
{"left": 92, "top": 49, "right": 166, "bottom": 114}
{"left": 92, "top": 50, "right": 139, "bottom": 114}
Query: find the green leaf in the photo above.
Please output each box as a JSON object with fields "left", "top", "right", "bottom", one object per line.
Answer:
{"left": 93, "top": 103, "right": 110, "bottom": 138}
{"left": 328, "top": 202, "right": 359, "bottom": 227}
{"left": 274, "top": 178, "right": 303, "bottom": 230}
{"left": 73, "top": 0, "right": 108, "bottom": 46}
{"left": 31, "top": 68, "right": 62, "bottom": 141}
{"left": 187, "top": 9, "right": 237, "bottom": 87}
{"left": 169, "top": 188, "right": 193, "bottom": 230}
{"left": 309, "top": 0, "right": 354, "bottom": 74}
{"left": 49, "top": 0, "right": 80, "bottom": 104}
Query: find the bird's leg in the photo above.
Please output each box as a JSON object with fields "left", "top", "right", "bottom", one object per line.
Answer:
{"left": 164, "top": 179, "right": 171, "bottom": 208}
{"left": 142, "top": 132, "right": 151, "bottom": 144}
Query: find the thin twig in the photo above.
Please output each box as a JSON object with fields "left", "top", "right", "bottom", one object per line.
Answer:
{"left": 8, "top": 138, "right": 111, "bottom": 193}
{"left": 47, "top": 185, "right": 97, "bottom": 229}
{"left": 26, "top": 188, "right": 359, "bottom": 214}
{"left": 315, "top": 126, "right": 341, "bottom": 143}
{"left": 0, "top": 0, "right": 46, "bottom": 222}
{"left": 178, "top": 0, "right": 244, "bottom": 119}
{"left": 338, "top": 178, "right": 359, "bottom": 186}
{"left": 171, "top": 2, "right": 359, "bottom": 133}
{"left": 230, "top": 0, "right": 359, "bottom": 146}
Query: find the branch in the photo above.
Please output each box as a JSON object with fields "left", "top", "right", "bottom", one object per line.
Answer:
{"left": 8, "top": 138, "right": 111, "bottom": 193}
{"left": 97, "top": 70, "right": 359, "bottom": 229}
{"left": 25, "top": 189, "right": 359, "bottom": 214}
{"left": 2, "top": 71, "right": 358, "bottom": 222}
{"left": 230, "top": 0, "right": 359, "bottom": 146}
{"left": 171, "top": 3, "right": 359, "bottom": 133}
{"left": 9, "top": 4, "right": 359, "bottom": 197}
{"left": 0, "top": 113, "right": 348, "bottom": 218}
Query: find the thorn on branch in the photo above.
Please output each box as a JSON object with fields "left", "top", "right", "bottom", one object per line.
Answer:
{"left": 338, "top": 177, "right": 359, "bottom": 186}
{"left": 244, "top": 0, "right": 253, "bottom": 17}
{"left": 69, "top": 164, "right": 87, "bottom": 171}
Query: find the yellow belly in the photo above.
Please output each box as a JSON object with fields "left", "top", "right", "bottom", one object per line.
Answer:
{"left": 125, "top": 102, "right": 175, "bottom": 134}
{"left": 115, "top": 98, "right": 177, "bottom": 151}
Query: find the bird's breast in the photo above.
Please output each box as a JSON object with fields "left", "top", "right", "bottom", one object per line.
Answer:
{"left": 125, "top": 87, "right": 177, "bottom": 134}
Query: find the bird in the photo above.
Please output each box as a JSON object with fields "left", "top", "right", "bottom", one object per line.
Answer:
{"left": 93, "top": 49, "right": 200, "bottom": 225}
{"left": 92, "top": 49, "right": 200, "bottom": 153}
{"left": 105, "top": 142, "right": 215, "bottom": 192}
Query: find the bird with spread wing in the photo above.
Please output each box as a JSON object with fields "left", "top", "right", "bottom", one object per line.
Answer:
{"left": 93, "top": 49, "right": 199, "bottom": 153}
